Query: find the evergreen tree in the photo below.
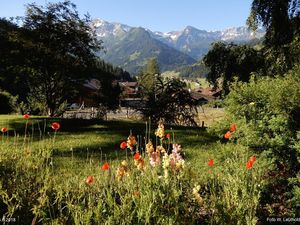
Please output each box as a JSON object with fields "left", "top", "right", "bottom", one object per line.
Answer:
{"left": 92, "top": 60, "right": 121, "bottom": 111}
{"left": 138, "top": 58, "right": 160, "bottom": 96}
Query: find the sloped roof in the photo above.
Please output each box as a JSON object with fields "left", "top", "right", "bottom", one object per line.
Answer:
{"left": 118, "top": 82, "right": 138, "bottom": 87}
{"left": 195, "top": 87, "right": 222, "bottom": 96}
{"left": 190, "top": 91, "right": 211, "bottom": 101}
{"left": 83, "top": 79, "right": 101, "bottom": 90}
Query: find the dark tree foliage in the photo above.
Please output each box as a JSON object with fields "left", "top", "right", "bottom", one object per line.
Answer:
{"left": 21, "top": 1, "right": 103, "bottom": 116}
{"left": 91, "top": 60, "right": 121, "bottom": 111}
{"left": 0, "top": 18, "right": 30, "bottom": 106}
{"left": 247, "top": 0, "right": 300, "bottom": 47}
{"left": 247, "top": 0, "right": 300, "bottom": 75}
{"left": 137, "top": 58, "right": 197, "bottom": 125}
{"left": 95, "top": 60, "right": 132, "bottom": 81}
{"left": 0, "top": 90, "right": 17, "bottom": 114}
{"left": 175, "top": 61, "right": 210, "bottom": 78}
{"left": 139, "top": 77, "right": 198, "bottom": 126}
{"left": 204, "top": 0, "right": 300, "bottom": 93}
{"left": 1, "top": 5, "right": 123, "bottom": 116}
{"left": 203, "top": 42, "right": 265, "bottom": 93}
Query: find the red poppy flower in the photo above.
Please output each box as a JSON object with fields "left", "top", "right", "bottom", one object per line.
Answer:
{"left": 229, "top": 123, "right": 237, "bottom": 132}
{"left": 23, "top": 114, "right": 30, "bottom": 119}
{"left": 101, "top": 162, "right": 110, "bottom": 171}
{"left": 86, "top": 175, "right": 94, "bottom": 185}
{"left": 51, "top": 122, "right": 60, "bottom": 131}
{"left": 249, "top": 155, "right": 256, "bottom": 163}
{"left": 208, "top": 159, "right": 214, "bottom": 167}
{"left": 120, "top": 141, "right": 127, "bottom": 150}
{"left": 1, "top": 127, "right": 8, "bottom": 133}
{"left": 246, "top": 160, "right": 254, "bottom": 169}
{"left": 133, "top": 152, "right": 140, "bottom": 161}
{"left": 166, "top": 133, "right": 171, "bottom": 139}
{"left": 224, "top": 131, "right": 232, "bottom": 139}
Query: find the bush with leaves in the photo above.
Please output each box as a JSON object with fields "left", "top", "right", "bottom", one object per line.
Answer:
{"left": 289, "top": 132, "right": 300, "bottom": 217}
{"left": 211, "top": 67, "right": 300, "bottom": 168}
{"left": 209, "top": 66, "right": 300, "bottom": 217}
{"left": 139, "top": 78, "right": 198, "bottom": 126}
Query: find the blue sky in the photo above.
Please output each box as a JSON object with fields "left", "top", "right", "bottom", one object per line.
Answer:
{"left": 0, "top": 0, "right": 253, "bottom": 32}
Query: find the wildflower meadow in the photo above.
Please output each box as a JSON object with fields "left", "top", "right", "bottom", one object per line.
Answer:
{"left": 0, "top": 113, "right": 279, "bottom": 225}
{"left": 1, "top": 0, "right": 300, "bottom": 224}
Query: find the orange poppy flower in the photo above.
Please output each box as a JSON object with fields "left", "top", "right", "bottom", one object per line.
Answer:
{"left": 86, "top": 175, "right": 94, "bottom": 185}
{"left": 229, "top": 123, "right": 237, "bottom": 132}
{"left": 1, "top": 127, "right": 8, "bottom": 133}
{"left": 224, "top": 131, "right": 232, "bottom": 139}
{"left": 101, "top": 162, "right": 110, "bottom": 171}
{"left": 23, "top": 114, "right": 30, "bottom": 119}
{"left": 246, "top": 160, "right": 254, "bottom": 169}
{"left": 51, "top": 122, "right": 60, "bottom": 131}
{"left": 133, "top": 152, "right": 140, "bottom": 161}
{"left": 208, "top": 159, "right": 214, "bottom": 167}
{"left": 166, "top": 133, "right": 171, "bottom": 139}
{"left": 249, "top": 155, "right": 256, "bottom": 163}
{"left": 120, "top": 141, "right": 127, "bottom": 150}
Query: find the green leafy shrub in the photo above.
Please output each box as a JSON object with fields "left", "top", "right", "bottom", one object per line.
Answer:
{"left": 210, "top": 66, "right": 300, "bottom": 218}
{"left": 212, "top": 67, "right": 300, "bottom": 168}
{"left": 289, "top": 132, "right": 300, "bottom": 217}
{"left": 139, "top": 78, "right": 198, "bottom": 126}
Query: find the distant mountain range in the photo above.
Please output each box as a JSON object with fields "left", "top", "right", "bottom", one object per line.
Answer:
{"left": 92, "top": 19, "right": 265, "bottom": 75}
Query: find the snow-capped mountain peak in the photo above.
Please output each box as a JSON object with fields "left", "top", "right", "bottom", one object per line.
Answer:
{"left": 91, "top": 18, "right": 132, "bottom": 38}
{"left": 92, "top": 18, "right": 265, "bottom": 60}
{"left": 92, "top": 18, "right": 264, "bottom": 43}
{"left": 220, "top": 26, "right": 264, "bottom": 41}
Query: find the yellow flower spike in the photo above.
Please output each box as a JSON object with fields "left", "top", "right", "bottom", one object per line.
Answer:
{"left": 146, "top": 141, "right": 155, "bottom": 155}
{"left": 156, "top": 145, "right": 166, "bottom": 156}
{"left": 137, "top": 158, "right": 145, "bottom": 171}
{"left": 116, "top": 160, "right": 129, "bottom": 181}
{"left": 127, "top": 134, "right": 137, "bottom": 150}
{"left": 155, "top": 121, "right": 165, "bottom": 139}
{"left": 121, "top": 160, "right": 128, "bottom": 167}
{"left": 192, "top": 184, "right": 203, "bottom": 205}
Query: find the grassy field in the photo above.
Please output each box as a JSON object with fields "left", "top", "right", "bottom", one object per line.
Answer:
{"left": 0, "top": 114, "right": 270, "bottom": 224}
{"left": 196, "top": 106, "right": 225, "bottom": 127}
{"left": 0, "top": 115, "right": 217, "bottom": 169}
